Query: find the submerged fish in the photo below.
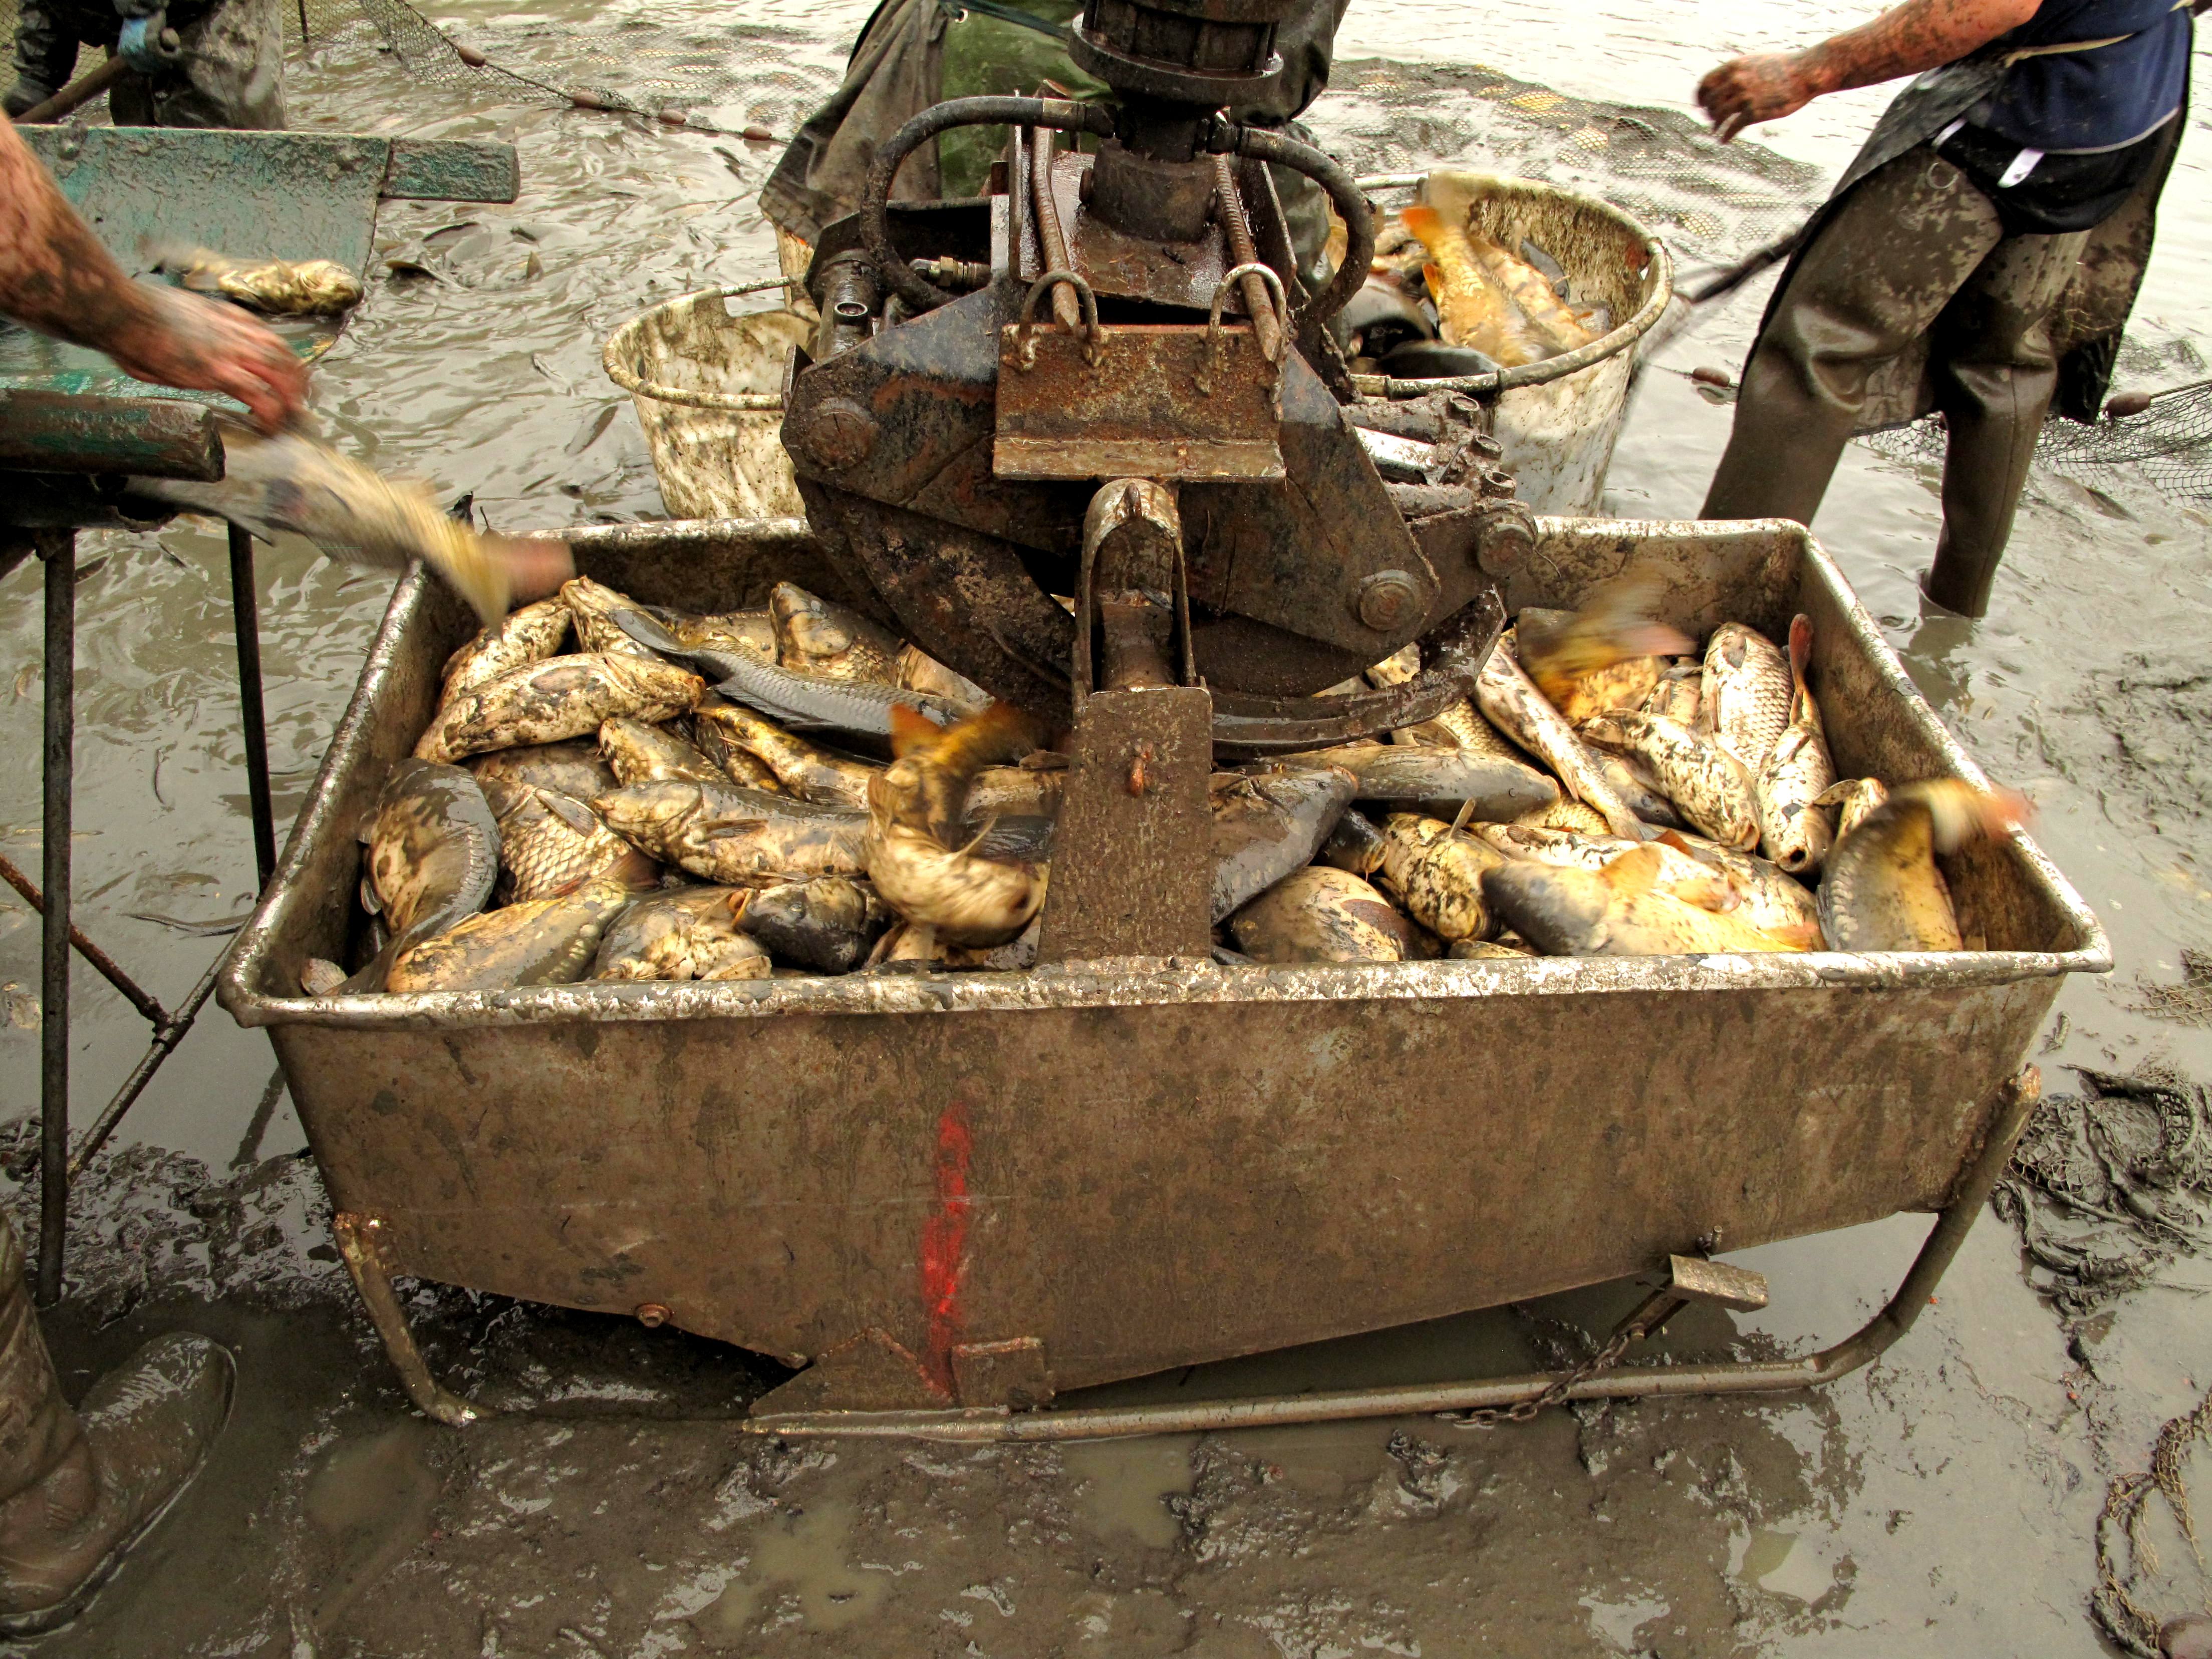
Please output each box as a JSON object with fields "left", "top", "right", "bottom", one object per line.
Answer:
{"left": 1230, "top": 866, "right": 1416, "bottom": 964}
{"left": 1704, "top": 623, "right": 1793, "bottom": 773}
{"left": 1579, "top": 710, "right": 1760, "bottom": 851}
{"left": 387, "top": 877, "right": 634, "bottom": 992}
{"left": 1818, "top": 780, "right": 2026, "bottom": 952}
{"left": 1515, "top": 571, "right": 1693, "bottom": 711}
{"left": 691, "top": 702, "right": 880, "bottom": 808}
{"left": 352, "top": 757, "right": 500, "bottom": 991}
{"left": 594, "top": 780, "right": 869, "bottom": 884}
{"left": 149, "top": 242, "right": 364, "bottom": 315}
{"left": 1752, "top": 615, "right": 1837, "bottom": 875}
{"left": 1482, "top": 845, "right": 1807, "bottom": 958}
{"left": 592, "top": 887, "right": 768, "bottom": 981}
{"left": 1474, "top": 641, "right": 1643, "bottom": 839}
{"left": 599, "top": 716, "right": 726, "bottom": 786}
{"left": 735, "top": 877, "right": 889, "bottom": 973}
{"left": 433, "top": 653, "right": 704, "bottom": 760}
{"left": 493, "top": 783, "right": 658, "bottom": 904}
{"left": 465, "top": 740, "right": 617, "bottom": 816}
{"left": 1815, "top": 776, "right": 1888, "bottom": 843}
{"left": 1210, "top": 766, "right": 1358, "bottom": 922}
{"left": 137, "top": 426, "right": 566, "bottom": 624}
{"left": 1401, "top": 204, "right": 1545, "bottom": 368}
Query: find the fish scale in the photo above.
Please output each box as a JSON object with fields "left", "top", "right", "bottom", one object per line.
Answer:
{"left": 1703, "top": 624, "right": 1792, "bottom": 772}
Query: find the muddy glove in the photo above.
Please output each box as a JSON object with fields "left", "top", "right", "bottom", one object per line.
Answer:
{"left": 115, "top": 11, "right": 183, "bottom": 73}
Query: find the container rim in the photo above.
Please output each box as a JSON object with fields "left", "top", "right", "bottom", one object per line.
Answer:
{"left": 215, "top": 515, "right": 2112, "bottom": 1032}
{"left": 600, "top": 278, "right": 795, "bottom": 412}
{"left": 1346, "top": 172, "right": 1676, "bottom": 401}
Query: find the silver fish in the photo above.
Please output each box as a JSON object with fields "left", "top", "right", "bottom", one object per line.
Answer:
{"left": 614, "top": 607, "right": 959, "bottom": 736}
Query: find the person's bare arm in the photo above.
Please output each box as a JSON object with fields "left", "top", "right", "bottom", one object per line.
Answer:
{"left": 0, "top": 112, "right": 306, "bottom": 429}
{"left": 1698, "top": 0, "right": 2042, "bottom": 140}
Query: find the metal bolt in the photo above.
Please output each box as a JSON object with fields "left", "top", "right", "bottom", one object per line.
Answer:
{"left": 1476, "top": 504, "right": 1537, "bottom": 577}
{"left": 1356, "top": 570, "right": 1422, "bottom": 632}
{"left": 635, "top": 1302, "right": 670, "bottom": 1328}
{"left": 798, "top": 397, "right": 878, "bottom": 470}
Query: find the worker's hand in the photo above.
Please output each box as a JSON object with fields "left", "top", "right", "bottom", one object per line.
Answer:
{"left": 1698, "top": 52, "right": 1821, "bottom": 141}
{"left": 103, "top": 286, "right": 309, "bottom": 433}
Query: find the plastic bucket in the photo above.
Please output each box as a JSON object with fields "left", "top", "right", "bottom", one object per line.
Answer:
{"left": 1352, "top": 174, "right": 1673, "bottom": 516}
{"left": 601, "top": 286, "right": 814, "bottom": 519}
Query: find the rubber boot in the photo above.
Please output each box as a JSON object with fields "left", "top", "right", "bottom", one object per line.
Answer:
{"left": 3, "top": 2, "right": 83, "bottom": 117}
{"left": 0, "top": 1212, "right": 233, "bottom": 1636}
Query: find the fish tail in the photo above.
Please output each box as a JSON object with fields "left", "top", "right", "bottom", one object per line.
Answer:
{"left": 917, "top": 701, "right": 1041, "bottom": 781}
{"left": 889, "top": 703, "right": 940, "bottom": 759}
{"left": 1401, "top": 204, "right": 1444, "bottom": 244}
{"left": 1908, "top": 779, "right": 2030, "bottom": 851}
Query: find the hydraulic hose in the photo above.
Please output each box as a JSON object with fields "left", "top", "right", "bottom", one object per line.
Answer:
{"left": 1219, "top": 123, "right": 1374, "bottom": 329}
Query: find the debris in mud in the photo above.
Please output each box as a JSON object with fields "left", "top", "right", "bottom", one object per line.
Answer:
{"left": 2094, "top": 1384, "right": 2212, "bottom": 1657}
{"left": 1993, "top": 1065, "right": 2212, "bottom": 1316}
{"left": 2074, "top": 657, "right": 2212, "bottom": 835}
{"left": 2134, "top": 949, "right": 2212, "bottom": 1028}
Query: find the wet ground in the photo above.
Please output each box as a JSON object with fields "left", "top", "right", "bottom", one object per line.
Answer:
{"left": 3, "top": 2, "right": 2211, "bottom": 1653}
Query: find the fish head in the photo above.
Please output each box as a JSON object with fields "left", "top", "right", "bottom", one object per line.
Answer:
{"left": 591, "top": 781, "right": 699, "bottom": 843}
{"left": 1479, "top": 859, "right": 1610, "bottom": 955}
{"left": 607, "top": 653, "right": 707, "bottom": 707}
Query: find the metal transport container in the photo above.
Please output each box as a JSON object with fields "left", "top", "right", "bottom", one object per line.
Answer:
{"left": 217, "top": 515, "right": 2105, "bottom": 1436}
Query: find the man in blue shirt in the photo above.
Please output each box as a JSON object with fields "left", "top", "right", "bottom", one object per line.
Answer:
{"left": 1697, "top": 0, "right": 2194, "bottom": 616}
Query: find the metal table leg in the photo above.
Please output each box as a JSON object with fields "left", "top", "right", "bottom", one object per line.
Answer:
{"left": 227, "top": 524, "right": 276, "bottom": 891}
{"left": 36, "top": 535, "right": 72, "bottom": 1307}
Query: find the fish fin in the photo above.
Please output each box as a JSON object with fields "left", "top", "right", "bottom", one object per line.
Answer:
{"left": 538, "top": 789, "right": 602, "bottom": 838}
{"left": 1402, "top": 204, "right": 1443, "bottom": 244}
{"left": 1606, "top": 844, "right": 1666, "bottom": 896}
{"left": 1910, "top": 780, "right": 2030, "bottom": 851}
{"left": 609, "top": 605, "right": 689, "bottom": 658}
{"left": 889, "top": 702, "right": 942, "bottom": 759}
{"left": 1811, "top": 779, "right": 1859, "bottom": 809}
{"left": 1669, "top": 874, "right": 1741, "bottom": 914}
{"left": 1788, "top": 613, "right": 1813, "bottom": 683}
{"left": 1653, "top": 828, "right": 1708, "bottom": 863}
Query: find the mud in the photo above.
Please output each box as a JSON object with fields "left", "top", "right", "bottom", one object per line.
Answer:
{"left": 0, "top": 1, "right": 2209, "bottom": 1654}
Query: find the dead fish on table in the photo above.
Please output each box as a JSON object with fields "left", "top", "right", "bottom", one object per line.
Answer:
{"left": 1211, "top": 766, "right": 1358, "bottom": 922}
{"left": 592, "top": 887, "right": 768, "bottom": 981}
{"left": 735, "top": 877, "right": 889, "bottom": 973}
{"left": 1278, "top": 738, "right": 1556, "bottom": 822}
{"left": 136, "top": 426, "right": 569, "bottom": 625}
{"left": 615, "top": 606, "right": 960, "bottom": 738}
{"left": 867, "top": 704, "right": 1046, "bottom": 946}
{"left": 1326, "top": 809, "right": 1507, "bottom": 942}
{"left": 1230, "top": 866, "right": 1418, "bottom": 964}
{"left": 350, "top": 757, "right": 500, "bottom": 991}
{"left": 388, "top": 877, "right": 634, "bottom": 993}
{"left": 599, "top": 716, "right": 727, "bottom": 786}
{"left": 1579, "top": 710, "right": 1759, "bottom": 851}
{"left": 1704, "top": 622, "right": 1793, "bottom": 774}
{"left": 432, "top": 653, "right": 704, "bottom": 760}
{"left": 594, "top": 780, "right": 869, "bottom": 884}
{"left": 1474, "top": 640, "right": 1644, "bottom": 839}
{"left": 148, "top": 241, "right": 365, "bottom": 315}
{"left": 692, "top": 702, "right": 878, "bottom": 807}
{"left": 1752, "top": 616, "right": 1837, "bottom": 875}
{"left": 1818, "top": 779, "right": 2026, "bottom": 952}
{"left": 493, "top": 783, "right": 658, "bottom": 904}
{"left": 465, "top": 740, "right": 616, "bottom": 816}
{"left": 1482, "top": 845, "right": 1808, "bottom": 958}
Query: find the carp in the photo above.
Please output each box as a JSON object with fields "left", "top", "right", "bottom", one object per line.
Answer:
{"left": 1476, "top": 821, "right": 1742, "bottom": 914}
{"left": 736, "top": 877, "right": 891, "bottom": 973}
{"left": 492, "top": 783, "right": 658, "bottom": 904}
{"left": 771, "top": 582, "right": 905, "bottom": 683}
{"left": 594, "top": 780, "right": 869, "bottom": 884}
{"left": 643, "top": 605, "right": 776, "bottom": 663}
{"left": 692, "top": 702, "right": 881, "bottom": 806}
{"left": 1368, "top": 813, "right": 1509, "bottom": 942}
{"left": 1815, "top": 776, "right": 1888, "bottom": 842}
{"left": 1579, "top": 710, "right": 1760, "bottom": 851}
{"left": 592, "top": 888, "right": 769, "bottom": 981}
{"left": 599, "top": 716, "right": 727, "bottom": 786}
{"left": 418, "top": 599, "right": 575, "bottom": 763}
{"left": 1516, "top": 798, "right": 1613, "bottom": 836}
{"left": 685, "top": 705, "right": 790, "bottom": 793}
{"left": 1482, "top": 845, "right": 1808, "bottom": 958}
{"left": 1210, "top": 766, "right": 1358, "bottom": 922}
{"left": 1640, "top": 661, "right": 1705, "bottom": 728}
{"left": 1514, "top": 572, "right": 1693, "bottom": 712}
{"left": 387, "top": 878, "right": 634, "bottom": 992}
{"left": 865, "top": 705, "right": 1047, "bottom": 946}
{"left": 351, "top": 757, "right": 500, "bottom": 991}
{"left": 150, "top": 242, "right": 364, "bottom": 315}
{"left": 1652, "top": 829, "right": 1824, "bottom": 945}
{"left": 1230, "top": 866, "right": 1418, "bottom": 964}
{"left": 1475, "top": 639, "right": 1644, "bottom": 839}
{"left": 1401, "top": 204, "right": 1546, "bottom": 367}
{"left": 1704, "top": 622, "right": 1792, "bottom": 773}
{"left": 1280, "top": 738, "right": 1557, "bottom": 822}
{"left": 563, "top": 576, "right": 668, "bottom": 661}
{"left": 1752, "top": 616, "right": 1837, "bottom": 874}
{"left": 433, "top": 653, "right": 704, "bottom": 760}
{"left": 968, "top": 765, "right": 1064, "bottom": 822}
{"left": 1366, "top": 650, "right": 1526, "bottom": 760}
{"left": 1818, "top": 780, "right": 2025, "bottom": 952}
{"left": 465, "top": 740, "right": 616, "bottom": 817}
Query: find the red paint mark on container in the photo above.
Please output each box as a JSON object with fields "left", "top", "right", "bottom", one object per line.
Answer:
{"left": 919, "top": 1101, "right": 973, "bottom": 1393}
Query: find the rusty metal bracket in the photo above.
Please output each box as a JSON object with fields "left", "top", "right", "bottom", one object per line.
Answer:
{"left": 1012, "top": 267, "right": 1106, "bottom": 369}
{"left": 332, "top": 1212, "right": 484, "bottom": 1429}
{"left": 740, "top": 1069, "right": 2041, "bottom": 1443}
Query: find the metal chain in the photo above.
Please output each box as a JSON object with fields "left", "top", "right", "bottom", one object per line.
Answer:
{"left": 1445, "top": 1323, "right": 1644, "bottom": 1430}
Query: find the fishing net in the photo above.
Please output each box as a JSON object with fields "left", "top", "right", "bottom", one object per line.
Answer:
{"left": 2094, "top": 1384, "right": 2212, "bottom": 1658}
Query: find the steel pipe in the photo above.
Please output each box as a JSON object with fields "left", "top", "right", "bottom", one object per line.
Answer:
{"left": 0, "top": 851, "right": 167, "bottom": 1027}
{"left": 36, "top": 536, "right": 71, "bottom": 1307}
{"left": 67, "top": 949, "right": 226, "bottom": 1182}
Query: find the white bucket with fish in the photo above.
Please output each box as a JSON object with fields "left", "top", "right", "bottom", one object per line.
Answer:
{"left": 601, "top": 286, "right": 813, "bottom": 519}
{"left": 1351, "top": 174, "right": 1673, "bottom": 516}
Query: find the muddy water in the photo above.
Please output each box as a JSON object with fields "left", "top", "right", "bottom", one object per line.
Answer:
{"left": 2, "top": 3, "right": 2209, "bottom": 1654}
